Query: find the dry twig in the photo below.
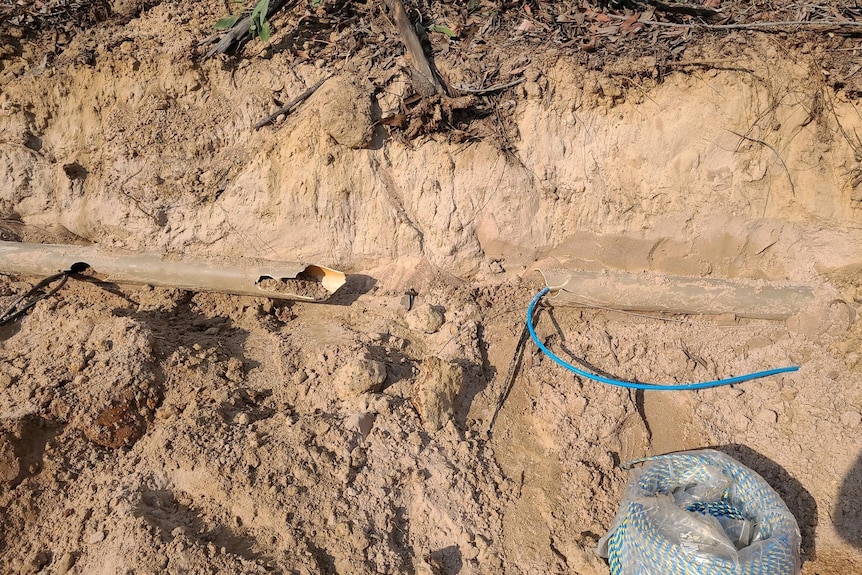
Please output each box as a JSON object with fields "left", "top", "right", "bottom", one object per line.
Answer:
{"left": 453, "top": 77, "right": 525, "bottom": 95}
{"left": 727, "top": 129, "right": 796, "bottom": 197}
{"left": 642, "top": 0, "right": 721, "bottom": 18}
{"left": 613, "top": 15, "right": 862, "bottom": 32}
{"left": 253, "top": 74, "right": 333, "bottom": 129}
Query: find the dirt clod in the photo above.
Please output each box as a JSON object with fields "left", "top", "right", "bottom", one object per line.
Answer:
{"left": 334, "top": 355, "right": 388, "bottom": 399}
{"left": 0, "top": 437, "right": 19, "bottom": 484}
{"left": 317, "top": 77, "right": 374, "bottom": 149}
{"left": 407, "top": 303, "right": 446, "bottom": 334}
{"left": 412, "top": 356, "right": 464, "bottom": 432}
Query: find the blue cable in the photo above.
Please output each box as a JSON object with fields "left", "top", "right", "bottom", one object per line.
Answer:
{"left": 527, "top": 287, "right": 799, "bottom": 391}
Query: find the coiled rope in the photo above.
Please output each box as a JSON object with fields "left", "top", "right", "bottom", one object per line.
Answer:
{"left": 602, "top": 450, "right": 801, "bottom": 575}
{"left": 527, "top": 287, "right": 799, "bottom": 390}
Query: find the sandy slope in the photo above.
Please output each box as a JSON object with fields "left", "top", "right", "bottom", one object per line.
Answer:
{"left": 1, "top": 2, "right": 862, "bottom": 573}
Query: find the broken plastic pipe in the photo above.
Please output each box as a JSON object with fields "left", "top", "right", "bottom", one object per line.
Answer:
{"left": 0, "top": 241, "right": 346, "bottom": 302}
{"left": 536, "top": 267, "right": 813, "bottom": 320}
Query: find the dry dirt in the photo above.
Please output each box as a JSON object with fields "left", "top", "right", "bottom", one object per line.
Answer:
{"left": 1, "top": 0, "right": 862, "bottom": 573}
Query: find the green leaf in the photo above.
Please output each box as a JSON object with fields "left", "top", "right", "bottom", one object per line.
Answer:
{"left": 312, "top": 0, "right": 323, "bottom": 6}
{"left": 214, "top": 14, "right": 241, "bottom": 30}
{"left": 258, "top": 20, "right": 271, "bottom": 42}
{"left": 250, "top": 0, "right": 270, "bottom": 39}
{"left": 428, "top": 24, "right": 456, "bottom": 37}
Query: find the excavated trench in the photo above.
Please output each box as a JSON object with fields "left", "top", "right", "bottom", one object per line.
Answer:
{"left": 1, "top": 4, "right": 862, "bottom": 573}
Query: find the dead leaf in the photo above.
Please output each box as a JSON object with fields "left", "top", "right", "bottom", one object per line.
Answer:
{"left": 581, "top": 37, "right": 599, "bottom": 52}
{"left": 621, "top": 12, "right": 641, "bottom": 32}
{"left": 379, "top": 113, "right": 408, "bottom": 128}
{"left": 594, "top": 25, "right": 620, "bottom": 36}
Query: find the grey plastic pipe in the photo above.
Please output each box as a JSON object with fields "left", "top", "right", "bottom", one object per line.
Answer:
{"left": 0, "top": 241, "right": 346, "bottom": 302}
{"left": 537, "top": 267, "right": 813, "bottom": 320}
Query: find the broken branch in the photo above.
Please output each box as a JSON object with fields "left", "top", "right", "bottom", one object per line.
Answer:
{"left": 641, "top": 0, "right": 721, "bottom": 18}
{"left": 453, "top": 77, "right": 525, "bottom": 95}
{"left": 382, "top": 0, "right": 442, "bottom": 97}
{"left": 253, "top": 74, "right": 332, "bottom": 129}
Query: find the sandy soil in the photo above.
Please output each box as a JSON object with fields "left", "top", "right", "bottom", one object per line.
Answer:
{"left": 1, "top": 0, "right": 862, "bottom": 573}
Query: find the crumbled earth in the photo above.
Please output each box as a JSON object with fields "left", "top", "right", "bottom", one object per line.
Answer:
{"left": 2, "top": 0, "right": 862, "bottom": 573}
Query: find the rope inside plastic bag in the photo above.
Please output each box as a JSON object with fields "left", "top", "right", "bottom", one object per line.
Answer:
{"left": 599, "top": 450, "right": 801, "bottom": 575}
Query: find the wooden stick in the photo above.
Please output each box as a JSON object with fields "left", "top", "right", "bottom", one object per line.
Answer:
{"left": 453, "top": 77, "right": 525, "bottom": 95}
{"left": 642, "top": 0, "right": 721, "bottom": 18}
{"left": 253, "top": 74, "right": 332, "bottom": 129}
{"left": 382, "top": 0, "right": 441, "bottom": 97}
{"left": 609, "top": 13, "right": 862, "bottom": 32}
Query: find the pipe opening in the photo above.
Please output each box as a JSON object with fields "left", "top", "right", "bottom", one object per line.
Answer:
{"left": 69, "top": 262, "right": 90, "bottom": 273}
{"left": 256, "top": 268, "right": 331, "bottom": 301}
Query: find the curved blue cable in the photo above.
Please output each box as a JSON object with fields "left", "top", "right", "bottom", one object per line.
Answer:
{"left": 527, "top": 287, "right": 799, "bottom": 391}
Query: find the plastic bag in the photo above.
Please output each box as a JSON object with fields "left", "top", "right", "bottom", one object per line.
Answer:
{"left": 597, "top": 450, "right": 801, "bottom": 575}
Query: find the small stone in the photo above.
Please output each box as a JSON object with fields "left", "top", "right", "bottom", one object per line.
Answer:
{"left": 156, "top": 405, "right": 179, "bottom": 420}
{"left": 462, "top": 542, "right": 480, "bottom": 561}
{"left": 110, "top": 0, "right": 140, "bottom": 17}
{"left": 0, "top": 437, "right": 20, "bottom": 483}
{"left": 839, "top": 410, "right": 862, "bottom": 428}
{"left": 171, "top": 527, "right": 185, "bottom": 539}
{"left": 204, "top": 326, "right": 219, "bottom": 336}
{"left": 247, "top": 431, "right": 261, "bottom": 447}
{"left": 235, "top": 412, "right": 251, "bottom": 426}
{"left": 226, "top": 357, "right": 244, "bottom": 383}
{"left": 30, "top": 550, "right": 51, "bottom": 571}
{"left": 757, "top": 409, "right": 778, "bottom": 425}
{"left": 345, "top": 411, "right": 376, "bottom": 437}
{"left": 88, "top": 530, "right": 106, "bottom": 543}
{"left": 732, "top": 411, "right": 751, "bottom": 431}
{"left": 349, "top": 447, "right": 367, "bottom": 468}
{"left": 68, "top": 354, "right": 87, "bottom": 373}
{"left": 406, "top": 303, "right": 445, "bottom": 334}
{"left": 55, "top": 552, "right": 75, "bottom": 574}
{"left": 524, "top": 81, "right": 542, "bottom": 99}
